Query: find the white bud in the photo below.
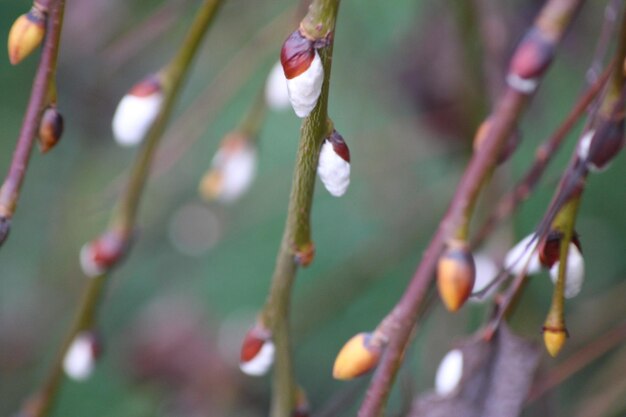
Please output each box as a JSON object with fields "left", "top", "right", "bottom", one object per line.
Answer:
{"left": 504, "top": 234, "right": 542, "bottom": 275}
{"left": 112, "top": 84, "right": 163, "bottom": 147}
{"left": 286, "top": 51, "right": 324, "bottom": 118}
{"left": 63, "top": 332, "right": 98, "bottom": 381}
{"left": 79, "top": 243, "right": 105, "bottom": 278}
{"left": 469, "top": 253, "right": 499, "bottom": 302}
{"left": 265, "top": 61, "right": 290, "bottom": 111}
{"left": 506, "top": 73, "right": 539, "bottom": 94}
{"left": 240, "top": 340, "right": 275, "bottom": 376}
{"left": 201, "top": 140, "right": 257, "bottom": 204}
{"left": 550, "top": 243, "right": 585, "bottom": 298}
{"left": 317, "top": 139, "right": 350, "bottom": 197}
{"left": 435, "top": 349, "right": 463, "bottom": 397}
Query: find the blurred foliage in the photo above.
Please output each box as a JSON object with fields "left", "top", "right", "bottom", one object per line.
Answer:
{"left": 1, "top": 0, "right": 625, "bottom": 416}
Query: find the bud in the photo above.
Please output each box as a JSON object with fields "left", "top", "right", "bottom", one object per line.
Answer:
{"left": 198, "top": 132, "right": 257, "bottom": 204}
{"left": 434, "top": 349, "right": 463, "bottom": 397}
{"left": 38, "top": 106, "right": 64, "bottom": 153}
{"left": 112, "top": 75, "right": 163, "bottom": 146}
{"left": 332, "top": 332, "right": 382, "bottom": 380}
{"left": 577, "top": 120, "right": 624, "bottom": 172}
{"left": 240, "top": 323, "right": 274, "bottom": 376}
{"left": 507, "top": 28, "right": 554, "bottom": 94}
{"left": 472, "top": 117, "right": 520, "bottom": 164}
{"left": 281, "top": 30, "right": 324, "bottom": 118}
{"left": 542, "top": 326, "right": 567, "bottom": 357}
{"left": 79, "top": 230, "right": 129, "bottom": 278}
{"left": 294, "top": 241, "right": 315, "bottom": 267}
{"left": 503, "top": 234, "right": 542, "bottom": 276}
{"left": 7, "top": 6, "right": 46, "bottom": 65}
{"left": 469, "top": 253, "right": 498, "bottom": 302}
{"left": 265, "top": 61, "right": 290, "bottom": 111}
{"left": 436, "top": 240, "right": 475, "bottom": 312}
{"left": 549, "top": 242, "right": 584, "bottom": 299}
{"left": 317, "top": 130, "right": 350, "bottom": 197}
{"left": 63, "top": 330, "right": 102, "bottom": 381}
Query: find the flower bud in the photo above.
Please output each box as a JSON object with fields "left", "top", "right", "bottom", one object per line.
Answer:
{"left": 198, "top": 132, "right": 257, "bottom": 204}
{"left": 437, "top": 240, "right": 475, "bottom": 312}
{"left": 7, "top": 6, "right": 46, "bottom": 65}
{"left": 542, "top": 326, "right": 567, "bottom": 357}
{"left": 507, "top": 28, "right": 554, "bottom": 94}
{"left": 317, "top": 130, "right": 350, "bottom": 197}
{"left": 265, "top": 61, "right": 290, "bottom": 111}
{"left": 472, "top": 117, "right": 520, "bottom": 164}
{"left": 435, "top": 349, "right": 463, "bottom": 397}
{"left": 240, "top": 323, "right": 274, "bottom": 376}
{"left": 577, "top": 120, "right": 624, "bottom": 172}
{"left": 281, "top": 30, "right": 324, "bottom": 118}
{"left": 549, "top": 242, "right": 584, "bottom": 299}
{"left": 504, "top": 234, "right": 542, "bottom": 276}
{"left": 38, "top": 106, "right": 64, "bottom": 153}
{"left": 79, "top": 230, "right": 129, "bottom": 278}
{"left": 294, "top": 241, "right": 315, "bottom": 267}
{"left": 63, "top": 330, "right": 102, "bottom": 381}
{"left": 333, "top": 332, "right": 382, "bottom": 380}
{"left": 112, "top": 75, "right": 163, "bottom": 146}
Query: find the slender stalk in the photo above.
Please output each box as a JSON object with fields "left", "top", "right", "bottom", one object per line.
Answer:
{"left": 259, "top": 2, "right": 340, "bottom": 416}
{"left": 0, "top": 0, "right": 64, "bottom": 246}
{"left": 358, "top": 1, "right": 584, "bottom": 415}
{"left": 15, "top": 2, "right": 224, "bottom": 416}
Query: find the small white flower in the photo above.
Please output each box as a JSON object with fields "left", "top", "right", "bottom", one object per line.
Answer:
{"left": 504, "top": 234, "right": 542, "bottom": 276}
{"left": 240, "top": 340, "right": 275, "bottom": 377}
{"left": 112, "top": 80, "right": 163, "bottom": 147}
{"left": 317, "top": 136, "right": 350, "bottom": 197}
{"left": 435, "top": 349, "right": 463, "bottom": 397}
{"left": 286, "top": 51, "right": 324, "bottom": 118}
{"left": 550, "top": 243, "right": 585, "bottom": 298}
{"left": 265, "top": 61, "right": 290, "bottom": 111}
{"left": 63, "top": 332, "right": 98, "bottom": 381}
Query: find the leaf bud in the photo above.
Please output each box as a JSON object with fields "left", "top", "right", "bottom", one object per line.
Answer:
{"left": 7, "top": 6, "right": 46, "bottom": 65}
{"left": 38, "top": 106, "right": 64, "bottom": 153}
{"left": 332, "top": 332, "right": 383, "bottom": 380}
{"left": 436, "top": 240, "right": 476, "bottom": 312}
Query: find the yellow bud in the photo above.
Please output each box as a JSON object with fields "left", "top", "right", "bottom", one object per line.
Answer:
{"left": 437, "top": 240, "right": 475, "bottom": 312}
{"left": 7, "top": 7, "right": 46, "bottom": 65}
{"left": 543, "top": 327, "right": 567, "bottom": 357}
{"left": 333, "top": 332, "right": 381, "bottom": 380}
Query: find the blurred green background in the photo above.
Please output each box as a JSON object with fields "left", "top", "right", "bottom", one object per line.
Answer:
{"left": 1, "top": 0, "right": 625, "bottom": 416}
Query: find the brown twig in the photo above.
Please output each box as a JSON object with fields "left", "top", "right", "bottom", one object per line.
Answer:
{"left": 358, "top": 1, "right": 584, "bottom": 415}
{"left": 0, "top": 0, "right": 64, "bottom": 247}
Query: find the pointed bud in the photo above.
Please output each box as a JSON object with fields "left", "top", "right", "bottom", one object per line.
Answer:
{"left": 198, "top": 132, "right": 257, "bottom": 204}
{"left": 549, "top": 242, "right": 584, "bottom": 299}
{"left": 504, "top": 234, "right": 542, "bottom": 276}
{"left": 7, "top": 6, "right": 46, "bottom": 65}
{"left": 317, "top": 130, "right": 350, "bottom": 197}
{"left": 0, "top": 216, "right": 10, "bottom": 246}
{"left": 542, "top": 326, "right": 567, "bottom": 357}
{"left": 294, "top": 241, "right": 315, "bottom": 267}
{"left": 507, "top": 28, "right": 554, "bottom": 94}
{"left": 112, "top": 75, "right": 163, "bottom": 146}
{"left": 333, "top": 332, "right": 382, "bottom": 380}
{"left": 435, "top": 349, "right": 463, "bottom": 397}
{"left": 79, "top": 230, "right": 129, "bottom": 278}
{"left": 38, "top": 106, "right": 64, "bottom": 153}
{"left": 265, "top": 61, "right": 290, "bottom": 111}
{"left": 437, "top": 240, "right": 475, "bottom": 312}
{"left": 240, "top": 323, "right": 274, "bottom": 376}
{"left": 473, "top": 117, "right": 520, "bottom": 164}
{"left": 63, "top": 330, "right": 102, "bottom": 381}
{"left": 281, "top": 30, "right": 324, "bottom": 118}
{"left": 577, "top": 120, "right": 624, "bottom": 172}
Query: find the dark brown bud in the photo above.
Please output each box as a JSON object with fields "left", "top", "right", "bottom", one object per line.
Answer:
{"left": 38, "top": 106, "right": 64, "bottom": 153}
{"left": 538, "top": 231, "right": 581, "bottom": 268}
{"left": 327, "top": 130, "right": 350, "bottom": 162}
{"left": 280, "top": 30, "right": 315, "bottom": 79}
{"left": 509, "top": 28, "right": 554, "bottom": 80}
{"left": 437, "top": 240, "right": 476, "bottom": 312}
{"left": 584, "top": 119, "right": 624, "bottom": 171}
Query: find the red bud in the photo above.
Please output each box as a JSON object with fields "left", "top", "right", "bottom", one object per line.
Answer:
{"left": 280, "top": 30, "right": 315, "bottom": 79}
{"left": 327, "top": 130, "right": 350, "bottom": 162}
{"left": 509, "top": 28, "right": 554, "bottom": 80}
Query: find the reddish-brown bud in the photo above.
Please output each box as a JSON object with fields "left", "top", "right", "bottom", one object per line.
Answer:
{"left": 333, "top": 332, "right": 383, "bottom": 380}
{"left": 240, "top": 323, "right": 274, "bottom": 376}
{"left": 294, "top": 241, "right": 315, "bottom": 267}
{"left": 509, "top": 29, "right": 554, "bottom": 80}
{"left": 38, "top": 106, "right": 64, "bottom": 153}
{"left": 437, "top": 240, "right": 476, "bottom": 312}
{"left": 280, "top": 30, "right": 315, "bottom": 79}
{"left": 327, "top": 130, "right": 350, "bottom": 162}
{"left": 473, "top": 117, "right": 521, "bottom": 164}
{"left": 80, "top": 230, "right": 129, "bottom": 277}
{"left": 578, "top": 119, "right": 624, "bottom": 172}
{"left": 7, "top": 6, "right": 46, "bottom": 65}
{"left": 538, "top": 231, "right": 581, "bottom": 268}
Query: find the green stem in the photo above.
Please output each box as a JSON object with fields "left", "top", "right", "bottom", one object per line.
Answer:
{"left": 239, "top": 88, "right": 268, "bottom": 140}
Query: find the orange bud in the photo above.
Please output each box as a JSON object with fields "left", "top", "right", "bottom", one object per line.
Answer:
{"left": 294, "top": 241, "right": 315, "bottom": 267}
{"left": 437, "top": 240, "right": 476, "bottom": 312}
{"left": 7, "top": 7, "right": 46, "bottom": 65}
{"left": 240, "top": 323, "right": 274, "bottom": 376}
{"left": 333, "top": 332, "right": 382, "bottom": 380}
{"left": 38, "top": 106, "right": 64, "bottom": 153}
{"left": 542, "top": 326, "right": 567, "bottom": 357}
